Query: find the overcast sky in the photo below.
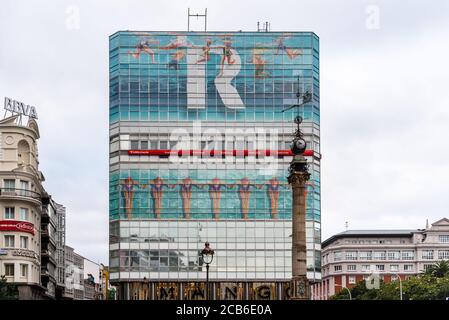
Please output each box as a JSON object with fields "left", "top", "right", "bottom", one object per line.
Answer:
{"left": 1, "top": 0, "right": 449, "bottom": 264}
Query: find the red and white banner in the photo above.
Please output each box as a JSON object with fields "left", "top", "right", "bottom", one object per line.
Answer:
{"left": 0, "top": 220, "right": 34, "bottom": 235}
{"left": 128, "top": 149, "right": 318, "bottom": 158}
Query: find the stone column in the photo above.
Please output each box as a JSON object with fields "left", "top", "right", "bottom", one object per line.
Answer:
{"left": 288, "top": 154, "right": 310, "bottom": 300}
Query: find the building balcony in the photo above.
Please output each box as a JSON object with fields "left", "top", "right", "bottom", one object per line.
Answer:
{"left": 0, "top": 188, "right": 42, "bottom": 205}
{"left": 41, "top": 231, "right": 57, "bottom": 249}
{"left": 41, "top": 250, "right": 57, "bottom": 266}
{"left": 40, "top": 268, "right": 56, "bottom": 281}
{"left": 41, "top": 208, "right": 57, "bottom": 227}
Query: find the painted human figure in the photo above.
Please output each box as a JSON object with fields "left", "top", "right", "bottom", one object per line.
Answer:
{"left": 161, "top": 35, "right": 188, "bottom": 50}
{"left": 180, "top": 177, "right": 204, "bottom": 219}
{"left": 237, "top": 178, "right": 252, "bottom": 219}
{"left": 122, "top": 177, "right": 139, "bottom": 219}
{"left": 252, "top": 48, "right": 270, "bottom": 78}
{"left": 167, "top": 50, "right": 186, "bottom": 70}
{"left": 195, "top": 39, "right": 212, "bottom": 64}
{"left": 275, "top": 36, "right": 302, "bottom": 60}
{"left": 142, "top": 177, "right": 174, "bottom": 219}
{"left": 218, "top": 40, "right": 236, "bottom": 77}
{"left": 128, "top": 39, "right": 158, "bottom": 62}
{"left": 267, "top": 177, "right": 281, "bottom": 219}
{"left": 208, "top": 178, "right": 223, "bottom": 220}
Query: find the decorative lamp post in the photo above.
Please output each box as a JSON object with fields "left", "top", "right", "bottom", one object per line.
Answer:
{"left": 285, "top": 78, "right": 312, "bottom": 300}
{"left": 201, "top": 241, "right": 215, "bottom": 300}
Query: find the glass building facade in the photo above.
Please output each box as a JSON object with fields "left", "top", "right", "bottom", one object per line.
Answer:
{"left": 109, "top": 31, "right": 321, "bottom": 299}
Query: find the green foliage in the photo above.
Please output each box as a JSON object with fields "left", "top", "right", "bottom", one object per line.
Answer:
{"left": 424, "top": 260, "right": 449, "bottom": 278}
{"left": 0, "top": 275, "right": 19, "bottom": 300}
{"left": 330, "top": 280, "right": 380, "bottom": 300}
{"left": 375, "top": 280, "right": 402, "bottom": 300}
{"left": 107, "top": 288, "right": 116, "bottom": 300}
{"left": 403, "top": 274, "right": 449, "bottom": 300}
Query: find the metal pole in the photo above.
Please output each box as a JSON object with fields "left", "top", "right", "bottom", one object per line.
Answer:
{"left": 206, "top": 263, "right": 210, "bottom": 300}
{"left": 392, "top": 273, "right": 402, "bottom": 300}
{"left": 345, "top": 287, "right": 352, "bottom": 300}
{"left": 398, "top": 274, "right": 403, "bottom": 300}
{"left": 187, "top": 8, "right": 190, "bottom": 31}
{"left": 204, "top": 8, "right": 207, "bottom": 32}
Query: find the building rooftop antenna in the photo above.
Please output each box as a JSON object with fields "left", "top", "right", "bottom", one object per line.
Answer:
{"left": 187, "top": 8, "right": 207, "bottom": 32}
{"left": 257, "top": 21, "right": 270, "bottom": 32}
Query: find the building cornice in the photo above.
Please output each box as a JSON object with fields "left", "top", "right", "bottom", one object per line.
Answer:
{"left": 322, "top": 232, "right": 418, "bottom": 249}
{"left": 0, "top": 117, "right": 40, "bottom": 140}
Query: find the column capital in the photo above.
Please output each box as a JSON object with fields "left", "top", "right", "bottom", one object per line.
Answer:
{"left": 288, "top": 171, "right": 310, "bottom": 186}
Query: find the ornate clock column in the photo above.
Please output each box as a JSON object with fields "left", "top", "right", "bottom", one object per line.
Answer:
{"left": 287, "top": 116, "right": 311, "bottom": 300}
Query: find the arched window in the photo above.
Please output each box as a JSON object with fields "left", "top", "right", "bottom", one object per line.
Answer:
{"left": 17, "top": 140, "right": 30, "bottom": 165}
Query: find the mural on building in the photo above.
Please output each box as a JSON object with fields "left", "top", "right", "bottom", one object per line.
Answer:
{"left": 109, "top": 32, "right": 319, "bottom": 122}
{"left": 109, "top": 32, "right": 320, "bottom": 222}
{"left": 113, "top": 172, "right": 319, "bottom": 220}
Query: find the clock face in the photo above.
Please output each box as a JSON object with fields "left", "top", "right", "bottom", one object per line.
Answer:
{"left": 296, "top": 139, "right": 306, "bottom": 151}
{"left": 291, "top": 138, "right": 307, "bottom": 155}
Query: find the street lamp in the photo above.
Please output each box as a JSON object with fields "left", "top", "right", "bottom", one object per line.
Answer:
{"left": 391, "top": 273, "right": 403, "bottom": 300}
{"left": 335, "top": 284, "right": 352, "bottom": 300}
{"left": 201, "top": 241, "right": 214, "bottom": 300}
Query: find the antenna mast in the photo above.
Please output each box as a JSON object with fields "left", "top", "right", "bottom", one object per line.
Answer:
{"left": 257, "top": 21, "right": 270, "bottom": 32}
{"left": 187, "top": 8, "right": 207, "bottom": 32}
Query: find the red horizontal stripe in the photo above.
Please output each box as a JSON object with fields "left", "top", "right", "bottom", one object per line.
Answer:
{"left": 128, "top": 149, "right": 317, "bottom": 157}
{"left": 0, "top": 220, "right": 35, "bottom": 235}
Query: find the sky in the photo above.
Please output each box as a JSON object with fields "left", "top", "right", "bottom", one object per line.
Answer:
{"left": 1, "top": 0, "right": 449, "bottom": 264}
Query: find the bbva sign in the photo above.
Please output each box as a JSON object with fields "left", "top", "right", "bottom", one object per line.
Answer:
{"left": 4, "top": 97, "right": 38, "bottom": 119}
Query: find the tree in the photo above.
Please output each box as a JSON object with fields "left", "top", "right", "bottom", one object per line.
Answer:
{"left": 0, "top": 275, "right": 19, "bottom": 300}
{"left": 107, "top": 288, "right": 116, "bottom": 300}
{"left": 375, "top": 280, "right": 402, "bottom": 300}
{"left": 402, "top": 274, "right": 449, "bottom": 300}
{"left": 331, "top": 280, "right": 380, "bottom": 300}
{"left": 424, "top": 260, "right": 449, "bottom": 278}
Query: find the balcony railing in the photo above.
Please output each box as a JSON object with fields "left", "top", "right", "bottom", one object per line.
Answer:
{"left": 0, "top": 188, "right": 41, "bottom": 201}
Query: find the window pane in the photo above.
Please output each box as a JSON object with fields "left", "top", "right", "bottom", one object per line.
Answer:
{"left": 4, "top": 179, "right": 15, "bottom": 191}
{"left": 5, "top": 235, "right": 15, "bottom": 247}
{"left": 21, "top": 264, "right": 28, "bottom": 277}
{"left": 20, "top": 208, "right": 29, "bottom": 221}
{"left": 20, "top": 236, "right": 28, "bottom": 249}
{"left": 4, "top": 207, "right": 15, "bottom": 219}
{"left": 5, "top": 264, "right": 14, "bottom": 276}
